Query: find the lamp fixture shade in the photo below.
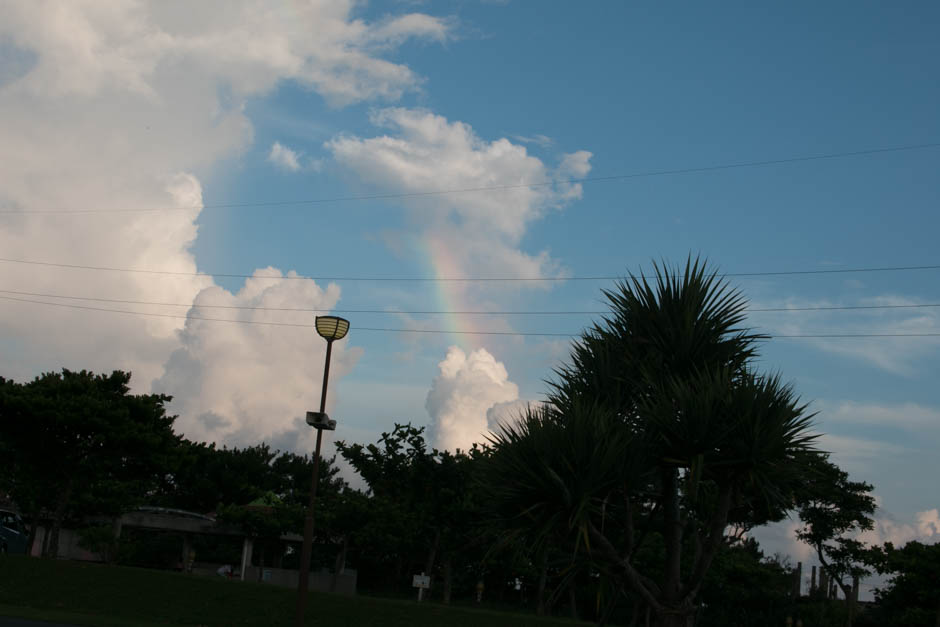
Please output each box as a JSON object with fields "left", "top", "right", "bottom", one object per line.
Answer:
{"left": 315, "top": 315, "right": 350, "bottom": 340}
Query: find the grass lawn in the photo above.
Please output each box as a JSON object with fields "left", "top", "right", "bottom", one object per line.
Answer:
{"left": 0, "top": 556, "right": 588, "bottom": 627}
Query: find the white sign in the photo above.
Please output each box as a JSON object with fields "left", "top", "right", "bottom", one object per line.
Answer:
{"left": 412, "top": 574, "right": 431, "bottom": 589}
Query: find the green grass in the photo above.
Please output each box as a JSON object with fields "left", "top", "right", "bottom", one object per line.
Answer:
{"left": 0, "top": 556, "right": 586, "bottom": 627}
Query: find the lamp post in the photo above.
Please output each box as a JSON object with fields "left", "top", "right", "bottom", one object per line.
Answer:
{"left": 295, "top": 315, "right": 349, "bottom": 627}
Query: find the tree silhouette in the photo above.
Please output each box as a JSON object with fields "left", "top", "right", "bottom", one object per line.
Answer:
{"left": 483, "top": 258, "right": 817, "bottom": 627}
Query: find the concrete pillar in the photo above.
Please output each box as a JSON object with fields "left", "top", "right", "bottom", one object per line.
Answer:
{"left": 240, "top": 537, "right": 253, "bottom": 581}
{"left": 112, "top": 517, "right": 123, "bottom": 540}
{"left": 810, "top": 565, "right": 816, "bottom": 595}
{"left": 852, "top": 576, "right": 860, "bottom": 602}
{"left": 793, "top": 561, "right": 802, "bottom": 597}
{"left": 109, "top": 517, "right": 123, "bottom": 564}
{"left": 182, "top": 534, "right": 193, "bottom": 573}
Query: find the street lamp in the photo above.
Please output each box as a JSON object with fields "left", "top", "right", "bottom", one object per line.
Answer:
{"left": 295, "top": 315, "right": 349, "bottom": 627}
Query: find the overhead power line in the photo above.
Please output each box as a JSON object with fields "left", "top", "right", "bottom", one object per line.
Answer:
{"left": 1, "top": 257, "right": 940, "bottom": 283}
{"left": 0, "top": 295, "right": 572, "bottom": 336}
{"left": 0, "top": 288, "right": 938, "bottom": 316}
{"left": 2, "top": 294, "right": 938, "bottom": 339}
{"left": 1, "top": 141, "right": 938, "bottom": 215}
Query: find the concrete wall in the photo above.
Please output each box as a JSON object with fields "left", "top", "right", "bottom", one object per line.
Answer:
{"left": 243, "top": 566, "right": 357, "bottom": 596}
{"left": 30, "top": 527, "right": 99, "bottom": 561}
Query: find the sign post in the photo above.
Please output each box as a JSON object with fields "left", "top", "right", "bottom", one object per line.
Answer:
{"left": 412, "top": 572, "right": 431, "bottom": 601}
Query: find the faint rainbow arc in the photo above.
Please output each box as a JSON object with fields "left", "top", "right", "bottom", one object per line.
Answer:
{"left": 422, "top": 235, "right": 471, "bottom": 348}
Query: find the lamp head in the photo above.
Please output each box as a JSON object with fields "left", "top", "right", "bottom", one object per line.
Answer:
{"left": 315, "top": 315, "right": 350, "bottom": 341}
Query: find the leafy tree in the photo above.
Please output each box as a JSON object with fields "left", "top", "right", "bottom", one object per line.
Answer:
{"left": 336, "top": 424, "right": 429, "bottom": 588}
{"left": 795, "top": 451, "right": 877, "bottom": 625}
{"left": 0, "top": 370, "right": 177, "bottom": 558}
{"left": 154, "top": 441, "right": 343, "bottom": 511}
{"left": 0, "top": 376, "right": 58, "bottom": 551}
{"left": 155, "top": 441, "right": 277, "bottom": 513}
{"left": 697, "top": 538, "right": 793, "bottom": 627}
{"left": 336, "top": 423, "right": 483, "bottom": 600}
{"left": 483, "top": 259, "right": 818, "bottom": 627}
{"left": 866, "top": 540, "right": 940, "bottom": 627}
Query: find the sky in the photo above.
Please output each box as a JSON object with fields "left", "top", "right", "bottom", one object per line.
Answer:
{"left": 1, "top": 0, "right": 938, "bottom": 594}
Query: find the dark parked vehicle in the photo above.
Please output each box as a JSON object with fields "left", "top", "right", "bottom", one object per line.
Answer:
{"left": 1, "top": 508, "right": 29, "bottom": 554}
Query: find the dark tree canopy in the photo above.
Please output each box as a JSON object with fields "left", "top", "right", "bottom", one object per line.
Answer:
{"left": 483, "top": 258, "right": 818, "bottom": 627}
{"left": 0, "top": 369, "right": 178, "bottom": 557}
{"left": 867, "top": 540, "right": 940, "bottom": 627}
{"left": 795, "top": 450, "right": 877, "bottom": 627}
{"left": 336, "top": 424, "right": 484, "bottom": 600}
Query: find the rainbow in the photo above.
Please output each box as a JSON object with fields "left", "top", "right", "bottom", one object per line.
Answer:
{"left": 422, "top": 234, "right": 473, "bottom": 348}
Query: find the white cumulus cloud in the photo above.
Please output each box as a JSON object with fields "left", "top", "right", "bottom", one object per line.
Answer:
{"left": 858, "top": 508, "right": 940, "bottom": 547}
{"left": 153, "top": 269, "right": 361, "bottom": 448}
{"left": 268, "top": 141, "right": 302, "bottom": 172}
{"left": 0, "top": 1, "right": 449, "bottom": 449}
{"left": 425, "top": 346, "right": 520, "bottom": 452}
{"left": 327, "top": 107, "right": 592, "bottom": 283}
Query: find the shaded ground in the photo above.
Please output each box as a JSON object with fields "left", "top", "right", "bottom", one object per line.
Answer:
{"left": 0, "top": 557, "right": 588, "bottom": 627}
{"left": 0, "top": 618, "right": 78, "bottom": 627}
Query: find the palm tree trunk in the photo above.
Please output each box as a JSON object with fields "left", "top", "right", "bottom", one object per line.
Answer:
{"left": 661, "top": 467, "right": 682, "bottom": 606}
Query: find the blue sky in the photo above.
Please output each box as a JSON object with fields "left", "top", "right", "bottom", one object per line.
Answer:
{"left": 1, "top": 1, "right": 938, "bottom": 582}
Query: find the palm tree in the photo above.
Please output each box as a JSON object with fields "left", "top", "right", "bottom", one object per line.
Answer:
{"left": 484, "top": 258, "right": 816, "bottom": 626}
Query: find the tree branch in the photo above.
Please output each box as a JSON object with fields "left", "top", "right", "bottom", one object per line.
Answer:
{"left": 814, "top": 543, "right": 854, "bottom": 601}
{"left": 587, "top": 521, "right": 663, "bottom": 612}
{"left": 623, "top": 492, "right": 635, "bottom": 561}
{"left": 683, "top": 481, "right": 733, "bottom": 601}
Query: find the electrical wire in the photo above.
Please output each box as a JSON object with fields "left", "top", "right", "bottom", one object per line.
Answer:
{"left": 1, "top": 257, "right": 939, "bottom": 282}
{"left": 2, "top": 294, "right": 938, "bottom": 339}
{"left": 2, "top": 141, "right": 938, "bottom": 215}
{"left": 0, "top": 288, "right": 938, "bottom": 316}
{"left": 0, "top": 295, "right": 573, "bottom": 336}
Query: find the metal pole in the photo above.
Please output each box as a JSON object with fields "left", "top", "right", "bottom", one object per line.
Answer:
{"left": 319, "top": 339, "right": 333, "bottom": 415}
{"left": 295, "top": 338, "right": 334, "bottom": 627}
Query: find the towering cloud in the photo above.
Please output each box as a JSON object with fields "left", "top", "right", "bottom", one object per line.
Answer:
{"left": 425, "top": 346, "right": 520, "bottom": 452}
{"left": 153, "top": 270, "right": 361, "bottom": 449}
{"left": 0, "top": 1, "right": 450, "bottom": 448}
